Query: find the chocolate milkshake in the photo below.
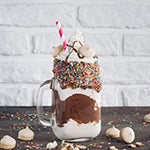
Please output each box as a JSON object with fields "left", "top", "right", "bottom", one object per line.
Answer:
{"left": 51, "top": 31, "right": 102, "bottom": 140}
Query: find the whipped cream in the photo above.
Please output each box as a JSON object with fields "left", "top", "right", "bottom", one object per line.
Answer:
{"left": 56, "top": 50, "right": 97, "bottom": 63}
{"left": 53, "top": 119, "right": 101, "bottom": 140}
{"left": 68, "top": 30, "right": 84, "bottom": 44}
{"left": 55, "top": 30, "right": 98, "bottom": 63}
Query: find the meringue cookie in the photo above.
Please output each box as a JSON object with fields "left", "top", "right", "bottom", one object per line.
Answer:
{"left": 0, "top": 135, "right": 16, "bottom": 150}
{"left": 46, "top": 141, "right": 57, "bottom": 149}
{"left": 105, "top": 126, "right": 120, "bottom": 138}
{"left": 78, "top": 44, "right": 95, "bottom": 58}
{"left": 18, "top": 126, "right": 34, "bottom": 141}
{"left": 53, "top": 45, "right": 64, "bottom": 58}
{"left": 144, "top": 114, "right": 150, "bottom": 123}
{"left": 120, "top": 127, "right": 135, "bottom": 143}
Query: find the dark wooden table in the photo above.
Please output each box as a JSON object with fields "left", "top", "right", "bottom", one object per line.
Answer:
{"left": 0, "top": 107, "right": 150, "bottom": 150}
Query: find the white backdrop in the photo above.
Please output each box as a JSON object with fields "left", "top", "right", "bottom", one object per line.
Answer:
{"left": 0, "top": 0, "right": 150, "bottom": 106}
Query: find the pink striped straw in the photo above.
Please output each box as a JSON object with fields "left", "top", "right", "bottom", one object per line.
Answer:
{"left": 56, "top": 21, "right": 67, "bottom": 50}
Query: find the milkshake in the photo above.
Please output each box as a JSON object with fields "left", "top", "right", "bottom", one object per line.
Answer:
{"left": 51, "top": 31, "right": 102, "bottom": 141}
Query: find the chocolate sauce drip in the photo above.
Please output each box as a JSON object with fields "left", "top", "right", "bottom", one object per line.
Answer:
{"left": 67, "top": 40, "right": 84, "bottom": 61}
{"left": 65, "top": 49, "right": 74, "bottom": 62}
{"left": 53, "top": 91, "right": 101, "bottom": 127}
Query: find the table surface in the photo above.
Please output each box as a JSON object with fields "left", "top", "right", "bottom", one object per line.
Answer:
{"left": 0, "top": 107, "right": 150, "bottom": 150}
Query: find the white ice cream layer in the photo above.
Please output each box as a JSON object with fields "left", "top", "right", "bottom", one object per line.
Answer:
{"left": 52, "top": 119, "right": 101, "bottom": 140}
{"left": 54, "top": 81, "right": 101, "bottom": 106}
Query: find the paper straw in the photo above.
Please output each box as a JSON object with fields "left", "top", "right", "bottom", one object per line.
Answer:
{"left": 56, "top": 21, "right": 67, "bottom": 50}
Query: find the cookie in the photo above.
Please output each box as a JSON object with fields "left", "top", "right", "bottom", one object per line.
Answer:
{"left": 0, "top": 135, "right": 16, "bottom": 150}
{"left": 135, "top": 142, "right": 143, "bottom": 147}
{"left": 120, "top": 127, "right": 135, "bottom": 143}
{"left": 53, "top": 45, "right": 64, "bottom": 58}
{"left": 128, "top": 144, "right": 136, "bottom": 148}
{"left": 109, "top": 146, "right": 118, "bottom": 150}
{"left": 144, "top": 114, "right": 150, "bottom": 123}
{"left": 105, "top": 126, "right": 120, "bottom": 138}
{"left": 46, "top": 141, "right": 58, "bottom": 149}
{"left": 18, "top": 126, "right": 34, "bottom": 141}
{"left": 78, "top": 44, "right": 95, "bottom": 58}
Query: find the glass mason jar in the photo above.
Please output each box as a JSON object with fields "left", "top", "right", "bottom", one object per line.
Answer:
{"left": 37, "top": 59, "right": 102, "bottom": 142}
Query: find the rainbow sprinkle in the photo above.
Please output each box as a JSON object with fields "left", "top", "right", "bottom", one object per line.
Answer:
{"left": 53, "top": 59, "right": 102, "bottom": 92}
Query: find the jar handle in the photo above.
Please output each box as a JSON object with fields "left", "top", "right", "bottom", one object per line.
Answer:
{"left": 36, "top": 79, "right": 54, "bottom": 127}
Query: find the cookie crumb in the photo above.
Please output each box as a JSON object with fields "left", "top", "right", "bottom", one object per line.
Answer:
{"left": 46, "top": 141, "right": 57, "bottom": 149}
{"left": 128, "top": 144, "right": 136, "bottom": 148}
{"left": 60, "top": 141, "right": 87, "bottom": 150}
{"left": 109, "top": 146, "right": 118, "bottom": 150}
{"left": 135, "top": 142, "right": 143, "bottom": 147}
{"left": 76, "top": 145, "right": 87, "bottom": 149}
